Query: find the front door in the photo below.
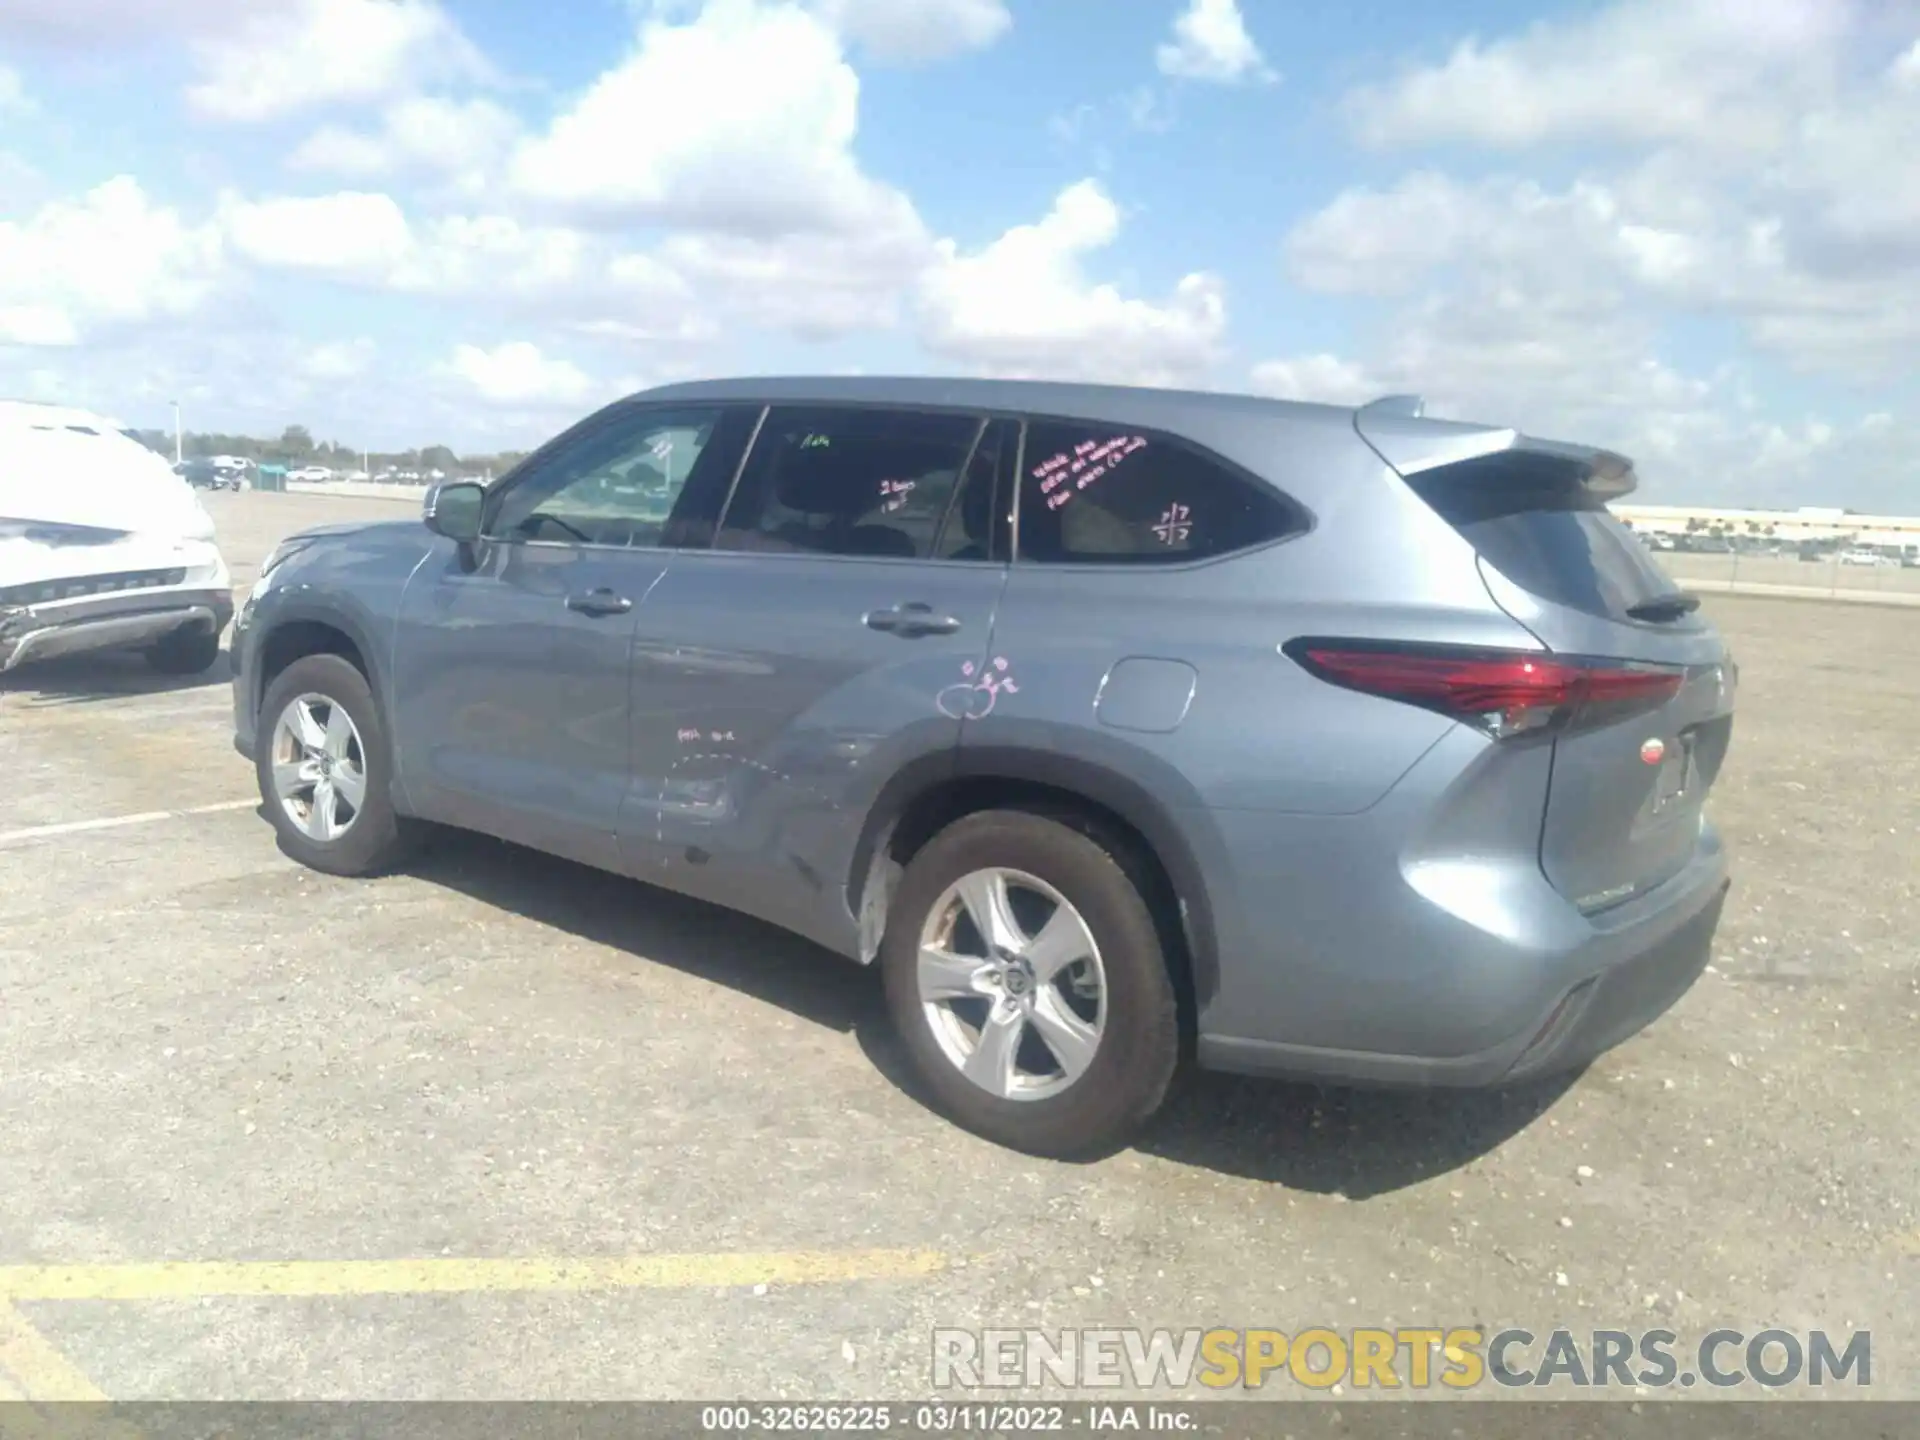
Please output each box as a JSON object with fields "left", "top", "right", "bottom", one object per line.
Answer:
{"left": 390, "top": 403, "right": 758, "bottom": 871}
{"left": 620, "top": 407, "right": 1016, "bottom": 953}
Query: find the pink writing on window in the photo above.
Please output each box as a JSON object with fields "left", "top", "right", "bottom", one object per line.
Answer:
{"left": 677, "top": 728, "right": 702, "bottom": 743}
{"left": 1033, "top": 436, "right": 1147, "bottom": 507}
{"left": 1153, "top": 503, "right": 1193, "bottom": 545}
{"left": 878, "top": 478, "right": 915, "bottom": 514}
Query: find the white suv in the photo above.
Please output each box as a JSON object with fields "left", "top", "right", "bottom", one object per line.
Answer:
{"left": 0, "top": 404, "right": 234, "bottom": 674}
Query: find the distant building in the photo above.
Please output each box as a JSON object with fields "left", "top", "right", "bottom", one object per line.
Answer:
{"left": 1613, "top": 503, "right": 1920, "bottom": 552}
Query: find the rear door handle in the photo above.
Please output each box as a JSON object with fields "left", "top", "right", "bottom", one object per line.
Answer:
{"left": 566, "top": 588, "right": 633, "bottom": 618}
{"left": 864, "top": 602, "right": 962, "bottom": 637}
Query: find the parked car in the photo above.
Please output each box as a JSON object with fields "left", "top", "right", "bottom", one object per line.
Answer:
{"left": 288, "top": 466, "right": 334, "bottom": 483}
{"left": 176, "top": 457, "right": 240, "bottom": 491}
{"left": 1838, "top": 547, "right": 1896, "bottom": 567}
{"left": 2, "top": 407, "right": 234, "bottom": 674}
{"left": 230, "top": 379, "right": 1735, "bottom": 1155}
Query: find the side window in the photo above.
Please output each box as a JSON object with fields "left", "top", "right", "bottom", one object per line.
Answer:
{"left": 931, "top": 418, "right": 1014, "bottom": 562}
{"left": 715, "top": 406, "right": 984, "bottom": 559}
{"left": 1015, "top": 420, "right": 1301, "bottom": 565}
{"left": 486, "top": 405, "right": 747, "bottom": 548}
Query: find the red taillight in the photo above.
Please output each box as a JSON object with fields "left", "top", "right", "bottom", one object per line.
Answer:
{"left": 1286, "top": 640, "right": 1683, "bottom": 738}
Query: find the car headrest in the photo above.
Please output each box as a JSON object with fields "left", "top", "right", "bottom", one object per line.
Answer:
{"left": 774, "top": 446, "right": 876, "bottom": 516}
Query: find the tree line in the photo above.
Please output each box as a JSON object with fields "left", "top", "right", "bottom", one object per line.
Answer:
{"left": 126, "top": 424, "right": 528, "bottom": 477}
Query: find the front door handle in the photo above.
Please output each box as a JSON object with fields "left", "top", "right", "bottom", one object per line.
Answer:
{"left": 864, "top": 602, "right": 962, "bottom": 637}
{"left": 566, "top": 588, "right": 633, "bottom": 618}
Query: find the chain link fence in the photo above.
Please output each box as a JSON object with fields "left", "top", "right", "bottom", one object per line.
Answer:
{"left": 1660, "top": 549, "right": 1920, "bottom": 606}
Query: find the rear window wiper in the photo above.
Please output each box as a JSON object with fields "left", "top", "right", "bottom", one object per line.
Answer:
{"left": 1626, "top": 592, "right": 1702, "bottom": 622}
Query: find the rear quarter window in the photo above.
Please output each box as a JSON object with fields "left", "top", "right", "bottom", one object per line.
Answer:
{"left": 1405, "top": 453, "right": 1685, "bottom": 621}
{"left": 1015, "top": 419, "right": 1303, "bottom": 565}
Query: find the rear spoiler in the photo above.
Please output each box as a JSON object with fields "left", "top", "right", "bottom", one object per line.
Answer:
{"left": 1354, "top": 395, "right": 1638, "bottom": 502}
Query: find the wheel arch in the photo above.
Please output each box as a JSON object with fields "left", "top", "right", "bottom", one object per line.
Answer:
{"left": 251, "top": 605, "right": 382, "bottom": 725}
{"left": 847, "top": 745, "right": 1223, "bottom": 1029}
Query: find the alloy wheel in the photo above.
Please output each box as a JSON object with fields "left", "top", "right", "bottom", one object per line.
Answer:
{"left": 268, "top": 692, "right": 368, "bottom": 843}
{"left": 916, "top": 866, "right": 1107, "bottom": 1101}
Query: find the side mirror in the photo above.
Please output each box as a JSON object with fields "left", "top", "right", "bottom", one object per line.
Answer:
{"left": 423, "top": 480, "right": 484, "bottom": 543}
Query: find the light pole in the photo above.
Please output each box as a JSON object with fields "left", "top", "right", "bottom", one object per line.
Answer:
{"left": 170, "top": 401, "right": 182, "bottom": 465}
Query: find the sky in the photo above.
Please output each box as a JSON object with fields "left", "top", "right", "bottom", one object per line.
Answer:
{"left": 0, "top": 0, "right": 1916, "bottom": 509}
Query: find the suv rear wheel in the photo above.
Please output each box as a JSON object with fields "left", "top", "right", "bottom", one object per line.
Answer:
{"left": 881, "top": 810, "right": 1179, "bottom": 1157}
{"left": 256, "top": 653, "right": 418, "bottom": 876}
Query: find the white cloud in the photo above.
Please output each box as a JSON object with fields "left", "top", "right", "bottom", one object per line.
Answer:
{"left": 917, "top": 179, "right": 1227, "bottom": 385}
{"left": 1897, "top": 38, "right": 1920, "bottom": 84}
{"left": 1246, "top": 355, "right": 1384, "bottom": 407}
{"left": 186, "top": 0, "right": 487, "bottom": 122}
{"left": 1155, "top": 0, "right": 1275, "bottom": 85}
{"left": 658, "top": 221, "right": 932, "bottom": 340}
{"left": 222, "top": 192, "right": 586, "bottom": 297}
{"left": 290, "top": 97, "right": 520, "bottom": 185}
{"left": 1270, "top": 17, "right": 1920, "bottom": 513}
{"left": 510, "top": 0, "right": 922, "bottom": 242}
{"left": 1766, "top": 80, "right": 1920, "bottom": 277}
{"left": 0, "top": 0, "right": 276, "bottom": 47}
{"left": 0, "top": 65, "right": 30, "bottom": 112}
{"left": 446, "top": 341, "right": 595, "bottom": 407}
{"left": 301, "top": 338, "right": 377, "bottom": 381}
{"left": 1345, "top": 0, "right": 1847, "bottom": 152}
{"left": 813, "top": 0, "right": 1010, "bottom": 63}
{"left": 1283, "top": 171, "right": 1524, "bottom": 294}
{"left": 222, "top": 191, "right": 415, "bottom": 280}
{"left": 398, "top": 213, "right": 597, "bottom": 297}
{"left": 0, "top": 177, "right": 226, "bottom": 347}
{"left": 1293, "top": 21, "right": 1920, "bottom": 383}
{"left": 220, "top": 190, "right": 713, "bottom": 346}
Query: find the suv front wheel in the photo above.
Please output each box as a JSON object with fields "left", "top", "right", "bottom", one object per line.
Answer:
{"left": 881, "top": 810, "right": 1180, "bottom": 1158}
{"left": 256, "top": 653, "right": 418, "bottom": 876}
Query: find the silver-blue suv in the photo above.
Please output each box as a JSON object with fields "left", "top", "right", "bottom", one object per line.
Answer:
{"left": 232, "top": 378, "right": 1734, "bottom": 1156}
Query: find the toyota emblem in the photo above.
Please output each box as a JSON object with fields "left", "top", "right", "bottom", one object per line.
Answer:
{"left": 1640, "top": 737, "right": 1667, "bottom": 766}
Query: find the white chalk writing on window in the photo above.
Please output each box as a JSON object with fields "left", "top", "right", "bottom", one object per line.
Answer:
{"left": 1152, "top": 503, "right": 1192, "bottom": 545}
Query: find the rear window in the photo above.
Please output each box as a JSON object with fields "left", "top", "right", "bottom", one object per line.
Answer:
{"left": 1406, "top": 453, "right": 1683, "bottom": 621}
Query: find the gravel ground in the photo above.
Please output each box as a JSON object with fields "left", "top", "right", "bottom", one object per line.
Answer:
{"left": 0, "top": 490, "right": 1912, "bottom": 1403}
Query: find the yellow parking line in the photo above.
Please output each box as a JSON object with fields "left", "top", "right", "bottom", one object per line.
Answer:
{"left": 0, "top": 1300, "right": 107, "bottom": 1402}
{"left": 0, "top": 1248, "right": 953, "bottom": 1302}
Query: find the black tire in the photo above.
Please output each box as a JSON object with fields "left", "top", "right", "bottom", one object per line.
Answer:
{"left": 881, "top": 809, "right": 1180, "bottom": 1158}
{"left": 255, "top": 653, "right": 418, "bottom": 876}
{"left": 144, "top": 623, "right": 222, "bottom": 675}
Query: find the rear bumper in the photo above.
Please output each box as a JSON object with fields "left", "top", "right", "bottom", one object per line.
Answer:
{"left": 1201, "top": 876, "right": 1728, "bottom": 1088}
{"left": 1193, "top": 795, "right": 1732, "bottom": 1089}
{"left": 0, "top": 586, "right": 235, "bottom": 672}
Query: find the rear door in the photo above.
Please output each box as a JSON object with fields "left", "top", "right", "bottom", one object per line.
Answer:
{"left": 619, "top": 405, "right": 1013, "bottom": 952}
{"left": 1395, "top": 446, "right": 1735, "bottom": 912}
